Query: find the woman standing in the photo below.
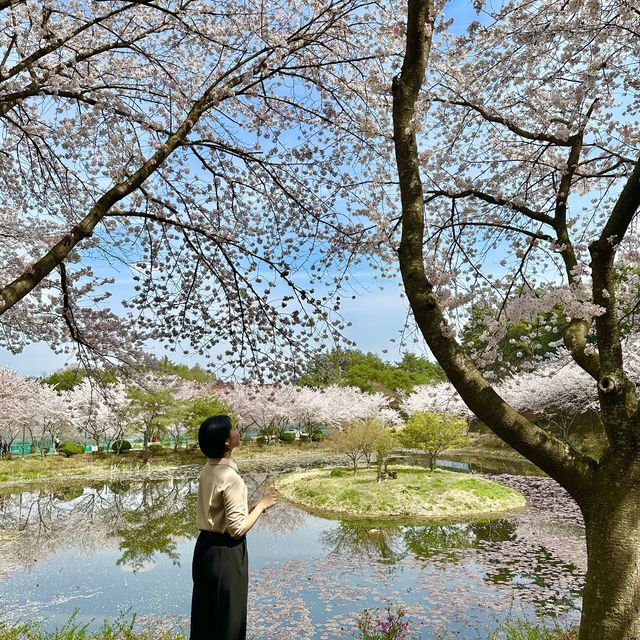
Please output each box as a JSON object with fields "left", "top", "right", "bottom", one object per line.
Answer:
{"left": 190, "top": 415, "right": 276, "bottom": 640}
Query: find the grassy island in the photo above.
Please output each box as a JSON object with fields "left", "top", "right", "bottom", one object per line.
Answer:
{"left": 274, "top": 466, "right": 526, "bottom": 521}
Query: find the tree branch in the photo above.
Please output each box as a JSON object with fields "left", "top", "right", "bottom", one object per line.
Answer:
{"left": 425, "top": 189, "right": 554, "bottom": 226}
{"left": 0, "top": 5, "right": 132, "bottom": 83}
{"left": 431, "top": 96, "right": 573, "bottom": 146}
{"left": 0, "top": 0, "right": 24, "bottom": 10}
{"left": 551, "top": 103, "right": 603, "bottom": 380}
{"left": 590, "top": 158, "right": 640, "bottom": 437}
{"left": 393, "top": 0, "right": 596, "bottom": 502}
{"left": 59, "top": 263, "right": 92, "bottom": 349}
{"left": 0, "top": 62, "right": 249, "bottom": 314}
{"left": 426, "top": 219, "right": 554, "bottom": 243}
{"left": 599, "top": 158, "right": 640, "bottom": 249}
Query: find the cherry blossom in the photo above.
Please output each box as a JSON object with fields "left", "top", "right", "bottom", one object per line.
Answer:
{"left": 0, "top": 0, "right": 397, "bottom": 377}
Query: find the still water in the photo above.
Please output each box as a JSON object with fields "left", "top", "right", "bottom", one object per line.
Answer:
{"left": 0, "top": 463, "right": 584, "bottom": 639}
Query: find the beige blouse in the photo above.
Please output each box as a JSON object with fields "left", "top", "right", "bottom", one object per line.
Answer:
{"left": 196, "top": 458, "right": 248, "bottom": 538}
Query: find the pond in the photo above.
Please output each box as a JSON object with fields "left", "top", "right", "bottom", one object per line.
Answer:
{"left": 0, "top": 461, "right": 584, "bottom": 639}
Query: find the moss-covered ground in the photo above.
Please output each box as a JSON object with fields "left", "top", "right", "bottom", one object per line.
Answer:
{"left": 274, "top": 466, "right": 526, "bottom": 521}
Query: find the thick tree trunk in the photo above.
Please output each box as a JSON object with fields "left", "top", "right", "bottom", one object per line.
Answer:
{"left": 580, "top": 473, "right": 640, "bottom": 639}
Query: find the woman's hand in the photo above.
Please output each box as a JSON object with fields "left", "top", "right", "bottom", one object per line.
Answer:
{"left": 258, "top": 491, "right": 277, "bottom": 511}
{"left": 239, "top": 491, "right": 277, "bottom": 536}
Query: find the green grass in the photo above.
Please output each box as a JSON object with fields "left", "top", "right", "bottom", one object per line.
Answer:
{"left": 274, "top": 466, "right": 526, "bottom": 521}
{"left": 0, "top": 613, "right": 186, "bottom": 640}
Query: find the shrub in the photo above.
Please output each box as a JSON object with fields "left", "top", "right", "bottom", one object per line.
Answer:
{"left": 330, "top": 468, "right": 347, "bottom": 478}
{"left": 148, "top": 444, "right": 165, "bottom": 455}
{"left": 299, "top": 434, "right": 310, "bottom": 443}
{"left": 355, "top": 607, "right": 414, "bottom": 640}
{"left": 112, "top": 439, "right": 132, "bottom": 454}
{"left": 280, "top": 432, "right": 296, "bottom": 444}
{"left": 311, "top": 429, "right": 324, "bottom": 442}
{"left": 59, "top": 441, "right": 84, "bottom": 457}
{"left": 255, "top": 435, "right": 267, "bottom": 446}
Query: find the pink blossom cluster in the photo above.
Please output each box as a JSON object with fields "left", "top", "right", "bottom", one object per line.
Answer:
{"left": 217, "top": 383, "right": 401, "bottom": 439}
{"left": 403, "top": 336, "right": 640, "bottom": 421}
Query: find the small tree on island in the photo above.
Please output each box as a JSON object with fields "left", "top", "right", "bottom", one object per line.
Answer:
{"left": 400, "top": 412, "right": 467, "bottom": 472}
{"left": 374, "top": 428, "right": 397, "bottom": 477}
{"left": 329, "top": 418, "right": 393, "bottom": 476}
{"left": 329, "top": 420, "right": 367, "bottom": 475}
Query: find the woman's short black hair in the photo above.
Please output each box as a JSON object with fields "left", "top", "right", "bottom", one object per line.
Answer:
{"left": 198, "top": 415, "right": 233, "bottom": 458}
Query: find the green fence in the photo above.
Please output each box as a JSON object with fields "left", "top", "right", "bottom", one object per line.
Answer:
{"left": 9, "top": 443, "right": 30, "bottom": 455}
{"left": 8, "top": 442, "right": 53, "bottom": 455}
{"left": 3, "top": 439, "right": 197, "bottom": 456}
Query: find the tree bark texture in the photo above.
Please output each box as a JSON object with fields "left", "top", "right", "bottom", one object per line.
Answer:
{"left": 580, "top": 466, "right": 640, "bottom": 639}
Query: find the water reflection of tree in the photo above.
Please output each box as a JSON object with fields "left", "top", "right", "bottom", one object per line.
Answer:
{"left": 320, "top": 522, "right": 404, "bottom": 563}
{"left": 114, "top": 481, "right": 197, "bottom": 572}
{"left": 472, "top": 519, "right": 517, "bottom": 543}
{"left": 0, "top": 479, "right": 200, "bottom": 574}
{"left": 403, "top": 524, "right": 474, "bottom": 562}
{"left": 319, "top": 519, "right": 518, "bottom": 566}
{"left": 404, "top": 519, "right": 516, "bottom": 562}
{"left": 0, "top": 475, "right": 309, "bottom": 576}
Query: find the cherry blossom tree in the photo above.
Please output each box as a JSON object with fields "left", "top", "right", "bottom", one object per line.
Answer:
{"left": 0, "top": 0, "right": 393, "bottom": 376}
{"left": 288, "top": 385, "right": 399, "bottom": 438}
{"left": 68, "top": 380, "right": 130, "bottom": 450}
{"left": 27, "top": 383, "right": 73, "bottom": 455}
{"left": 0, "top": 379, "right": 73, "bottom": 455}
{"left": 0, "top": 369, "right": 76, "bottom": 454}
{"left": 390, "top": 1, "right": 640, "bottom": 637}
{"left": 402, "top": 339, "right": 640, "bottom": 421}
{"left": 219, "top": 384, "right": 296, "bottom": 441}
{"left": 308, "top": 385, "right": 395, "bottom": 430}
{"left": 0, "top": 368, "right": 39, "bottom": 450}
{"left": 402, "top": 382, "right": 471, "bottom": 420}
{"left": 217, "top": 383, "right": 397, "bottom": 441}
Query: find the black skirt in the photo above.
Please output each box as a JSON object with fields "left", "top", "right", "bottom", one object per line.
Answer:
{"left": 190, "top": 530, "right": 248, "bottom": 640}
